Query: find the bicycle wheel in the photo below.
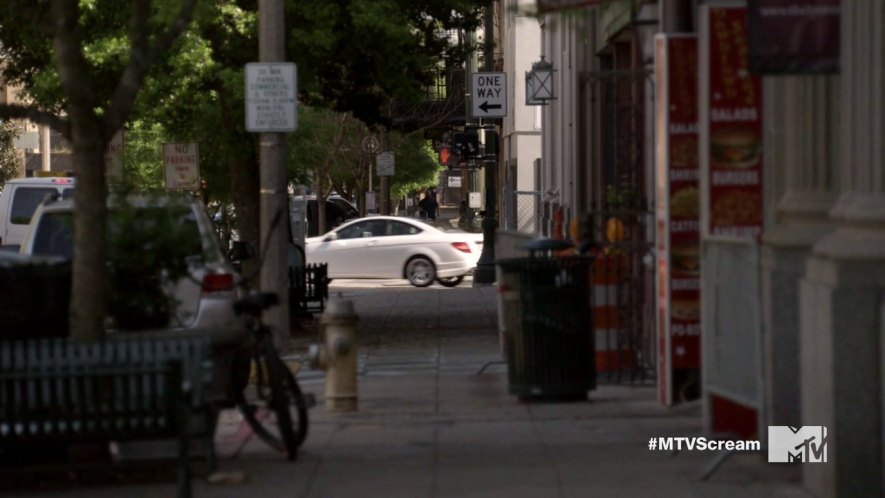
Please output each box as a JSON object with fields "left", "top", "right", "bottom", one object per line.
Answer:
{"left": 234, "top": 349, "right": 309, "bottom": 459}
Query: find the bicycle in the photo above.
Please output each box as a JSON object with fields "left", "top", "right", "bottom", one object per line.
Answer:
{"left": 230, "top": 291, "right": 310, "bottom": 460}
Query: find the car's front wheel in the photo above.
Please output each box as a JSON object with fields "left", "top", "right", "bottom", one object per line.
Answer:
{"left": 436, "top": 275, "right": 464, "bottom": 287}
{"left": 405, "top": 256, "right": 436, "bottom": 287}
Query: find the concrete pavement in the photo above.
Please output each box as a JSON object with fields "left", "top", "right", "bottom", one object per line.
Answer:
{"left": 4, "top": 279, "right": 811, "bottom": 498}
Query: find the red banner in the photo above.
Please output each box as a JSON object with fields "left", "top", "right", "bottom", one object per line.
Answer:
{"left": 667, "top": 37, "right": 701, "bottom": 371}
{"left": 707, "top": 7, "right": 763, "bottom": 240}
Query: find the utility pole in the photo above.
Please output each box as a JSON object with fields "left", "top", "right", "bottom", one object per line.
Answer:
{"left": 258, "top": 0, "right": 290, "bottom": 350}
{"left": 473, "top": 2, "right": 498, "bottom": 285}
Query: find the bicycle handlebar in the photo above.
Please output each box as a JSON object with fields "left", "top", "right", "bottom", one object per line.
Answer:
{"left": 234, "top": 291, "right": 279, "bottom": 317}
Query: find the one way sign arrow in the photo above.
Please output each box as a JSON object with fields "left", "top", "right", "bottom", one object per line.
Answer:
{"left": 478, "top": 101, "right": 502, "bottom": 113}
{"left": 471, "top": 72, "right": 507, "bottom": 118}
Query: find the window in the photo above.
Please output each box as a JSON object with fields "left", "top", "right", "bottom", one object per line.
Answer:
{"left": 390, "top": 220, "right": 421, "bottom": 236}
{"left": 337, "top": 219, "right": 387, "bottom": 239}
{"left": 11, "top": 188, "right": 58, "bottom": 225}
{"left": 32, "top": 212, "right": 74, "bottom": 258}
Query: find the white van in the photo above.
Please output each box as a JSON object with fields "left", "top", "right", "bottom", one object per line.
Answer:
{"left": 0, "top": 177, "right": 75, "bottom": 249}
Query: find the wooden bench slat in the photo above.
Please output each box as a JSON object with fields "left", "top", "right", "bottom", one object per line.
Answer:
{"left": 1, "top": 335, "right": 214, "bottom": 498}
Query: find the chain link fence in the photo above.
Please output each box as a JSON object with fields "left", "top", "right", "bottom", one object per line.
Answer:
{"left": 503, "top": 190, "right": 541, "bottom": 234}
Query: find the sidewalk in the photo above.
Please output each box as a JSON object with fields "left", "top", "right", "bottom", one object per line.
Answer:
{"left": 6, "top": 283, "right": 811, "bottom": 498}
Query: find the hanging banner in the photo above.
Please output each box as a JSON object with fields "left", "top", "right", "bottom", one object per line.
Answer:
{"left": 699, "top": 3, "right": 766, "bottom": 443}
{"left": 655, "top": 34, "right": 701, "bottom": 407}
{"left": 747, "top": 0, "right": 840, "bottom": 74}
{"left": 702, "top": 6, "right": 764, "bottom": 241}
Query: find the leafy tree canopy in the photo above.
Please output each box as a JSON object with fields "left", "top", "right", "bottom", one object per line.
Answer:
{"left": 0, "top": 121, "right": 22, "bottom": 187}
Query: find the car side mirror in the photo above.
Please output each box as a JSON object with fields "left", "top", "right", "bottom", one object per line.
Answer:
{"left": 323, "top": 232, "right": 338, "bottom": 242}
{"left": 228, "top": 240, "right": 256, "bottom": 261}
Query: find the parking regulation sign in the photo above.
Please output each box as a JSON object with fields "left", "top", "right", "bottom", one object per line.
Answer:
{"left": 245, "top": 62, "right": 298, "bottom": 132}
{"left": 471, "top": 72, "right": 507, "bottom": 118}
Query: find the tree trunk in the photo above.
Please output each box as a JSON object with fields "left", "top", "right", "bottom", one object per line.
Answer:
{"left": 217, "top": 83, "right": 261, "bottom": 282}
{"left": 69, "top": 124, "right": 108, "bottom": 341}
{"left": 231, "top": 156, "right": 260, "bottom": 281}
{"left": 315, "top": 174, "right": 326, "bottom": 235}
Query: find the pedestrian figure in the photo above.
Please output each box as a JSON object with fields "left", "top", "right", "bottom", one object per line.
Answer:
{"left": 419, "top": 189, "right": 438, "bottom": 220}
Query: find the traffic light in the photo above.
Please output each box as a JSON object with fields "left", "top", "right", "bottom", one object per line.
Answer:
{"left": 481, "top": 129, "right": 499, "bottom": 156}
{"left": 438, "top": 146, "right": 452, "bottom": 166}
{"left": 452, "top": 130, "right": 479, "bottom": 159}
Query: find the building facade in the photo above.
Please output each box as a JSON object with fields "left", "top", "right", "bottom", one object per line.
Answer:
{"left": 496, "top": 0, "right": 884, "bottom": 495}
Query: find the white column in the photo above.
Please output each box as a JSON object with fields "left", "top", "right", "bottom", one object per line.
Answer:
{"left": 800, "top": 2, "right": 885, "bottom": 496}
{"left": 761, "top": 75, "right": 838, "bottom": 429}
{"left": 40, "top": 125, "right": 51, "bottom": 172}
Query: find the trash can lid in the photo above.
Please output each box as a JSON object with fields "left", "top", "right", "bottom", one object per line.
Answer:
{"left": 519, "top": 239, "right": 574, "bottom": 257}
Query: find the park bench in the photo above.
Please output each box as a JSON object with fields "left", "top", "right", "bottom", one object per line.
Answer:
{"left": 0, "top": 333, "right": 215, "bottom": 498}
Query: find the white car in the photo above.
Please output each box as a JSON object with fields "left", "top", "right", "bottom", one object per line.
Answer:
{"left": 19, "top": 195, "right": 246, "bottom": 332}
{"left": 305, "top": 215, "right": 480, "bottom": 287}
{"left": 0, "top": 177, "right": 75, "bottom": 250}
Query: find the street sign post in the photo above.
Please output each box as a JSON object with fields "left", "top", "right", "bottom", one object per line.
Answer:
{"left": 470, "top": 72, "right": 507, "bottom": 119}
{"left": 376, "top": 151, "right": 395, "bottom": 176}
{"left": 245, "top": 62, "right": 298, "bottom": 132}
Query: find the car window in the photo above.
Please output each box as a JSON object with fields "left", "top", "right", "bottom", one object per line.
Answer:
{"left": 32, "top": 212, "right": 75, "bottom": 258}
{"left": 330, "top": 198, "right": 359, "bottom": 219}
{"left": 31, "top": 207, "right": 204, "bottom": 260}
{"left": 337, "top": 219, "right": 387, "bottom": 239}
{"left": 11, "top": 188, "right": 58, "bottom": 225}
{"left": 390, "top": 220, "right": 421, "bottom": 236}
{"left": 61, "top": 188, "right": 74, "bottom": 200}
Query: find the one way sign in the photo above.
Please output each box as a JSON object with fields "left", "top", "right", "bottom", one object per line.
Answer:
{"left": 471, "top": 72, "right": 507, "bottom": 118}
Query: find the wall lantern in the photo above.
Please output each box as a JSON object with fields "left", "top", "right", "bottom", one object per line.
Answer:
{"left": 632, "top": 3, "right": 659, "bottom": 66}
{"left": 525, "top": 56, "right": 556, "bottom": 105}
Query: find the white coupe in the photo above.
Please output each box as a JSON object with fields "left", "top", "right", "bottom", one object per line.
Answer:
{"left": 305, "top": 216, "right": 481, "bottom": 287}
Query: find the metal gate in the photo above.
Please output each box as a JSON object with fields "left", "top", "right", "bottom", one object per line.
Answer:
{"left": 582, "top": 210, "right": 654, "bottom": 384}
{"left": 581, "top": 68, "right": 656, "bottom": 384}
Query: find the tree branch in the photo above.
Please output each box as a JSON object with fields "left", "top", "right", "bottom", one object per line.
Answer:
{"left": 103, "top": 0, "right": 199, "bottom": 135}
{"left": 50, "top": 0, "right": 97, "bottom": 127}
{"left": 0, "top": 104, "right": 69, "bottom": 137}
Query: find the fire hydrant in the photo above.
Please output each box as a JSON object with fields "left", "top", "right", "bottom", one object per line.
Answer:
{"left": 309, "top": 295, "right": 359, "bottom": 412}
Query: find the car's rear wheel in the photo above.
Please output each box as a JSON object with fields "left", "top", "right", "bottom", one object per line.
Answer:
{"left": 436, "top": 275, "right": 464, "bottom": 287}
{"left": 405, "top": 256, "right": 436, "bottom": 287}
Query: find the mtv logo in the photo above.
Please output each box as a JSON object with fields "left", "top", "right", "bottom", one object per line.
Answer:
{"left": 768, "top": 426, "right": 828, "bottom": 463}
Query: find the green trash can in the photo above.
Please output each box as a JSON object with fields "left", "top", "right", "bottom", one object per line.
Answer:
{"left": 498, "top": 240, "right": 595, "bottom": 400}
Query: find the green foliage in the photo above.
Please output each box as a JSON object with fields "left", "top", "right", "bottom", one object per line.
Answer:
{"left": 388, "top": 134, "right": 442, "bottom": 198}
{"left": 0, "top": 122, "right": 22, "bottom": 187}
{"left": 106, "top": 191, "right": 203, "bottom": 330}
{"left": 0, "top": 0, "right": 483, "bottom": 204}
{"left": 288, "top": 107, "right": 441, "bottom": 201}
{"left": 289, "top": 0, "right": 486, "bottom": 126}
{"left": 122, "top": 121, "right": 166, "bottom": 189}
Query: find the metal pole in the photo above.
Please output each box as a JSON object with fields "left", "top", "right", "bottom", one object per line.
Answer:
{"left": 258, "top": 0, "right": 290, "bottom": 351}
{"left": 473, "top": 2, "right": 497, "bottom": 285}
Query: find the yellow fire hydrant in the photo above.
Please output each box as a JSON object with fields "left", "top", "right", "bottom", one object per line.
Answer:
{"left": 309, "top": 296, "right": 359, "bottom": 412}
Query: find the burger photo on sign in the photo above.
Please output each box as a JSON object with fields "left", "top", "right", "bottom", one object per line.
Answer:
{"left": 670, "top": 243, "right": 700, "bottom": 276}
{"left": 710, "top": 127, "right": 760, "bottom": 169}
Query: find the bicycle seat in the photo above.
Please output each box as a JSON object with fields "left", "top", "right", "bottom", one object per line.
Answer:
{"left": 234, "top": 292, "right": 279, "bottom": 316}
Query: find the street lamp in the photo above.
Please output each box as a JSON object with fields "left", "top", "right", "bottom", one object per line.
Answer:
{"left": 525, "top": 56, "right": 556, "bottom": 105}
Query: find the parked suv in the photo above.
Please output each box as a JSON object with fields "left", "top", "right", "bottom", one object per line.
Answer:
{"left": 20, "top": 194, "right": 245, "bottom": 332}
{"left": 0, "top": 177, "right": 75, "bottom": 250}
{"left": 293, "top": 194, "right": 360, "bottom": 236}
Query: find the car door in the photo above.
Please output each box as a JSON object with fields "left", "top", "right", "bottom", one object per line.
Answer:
{"left": 368, "top": 220, "right": 426, "bottom": 277}
{"left": 312, "top": 219, "right": 386, "bottom": 278}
